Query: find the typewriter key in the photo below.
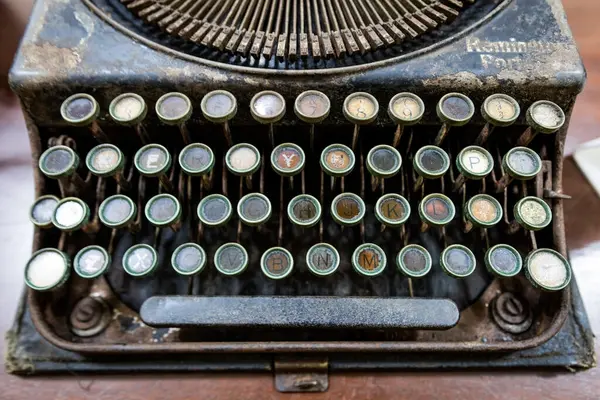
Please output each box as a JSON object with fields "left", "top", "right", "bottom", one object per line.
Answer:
{"left": 237, "top": 193, "right": 272, "bottom": 226}
{"left": 440, "top": 244, "right": 476, "bottom": 278}
{"left": 306, "top": 243, "right": 340, "bottom": 276}
{"left": 171, "top": 243, "right": 207, "bottom": 276}
{"left": 261, "top": 247, "right": 294, "bottom": 280}
{"left": 30, "top": 195, "right": 59, "bottom": 228}
{"left": 179, "top": 143, "right": 215, "bottom": 188}
{"left": 484, "top": 244, "right": 522, "bottom": 278}
{"left": 122, "top": 244, "right": 158, "bottom": 277}
{"left": 375, "top": 194, "right": 411, "bottom": 228}
{"left": 524, "top": 248, "right": 571, "bottom": 291}
{"left": 453, "top": 145, "right": 494, "bottom": 191}
{"left": 134, "top": 143, "right": 173, "bottom": 192}
{"left": 396, "top": 244, "right": 432, "bottom": 278}
{"left": 476, "top": 94, "right": 520, "bottom": 145}
{"left": 99, "top": 194, "right": 137, "bottom": 229}
{"left": 343, "top": 92, "right": 379, "bottom": 149}
{"left": 225, "top": 143, "right": 261, "bottom": 188}
{"left": 155, "top": 92, "right": 193, "bottom": 144}
{"left": 145, "top": 194, "right": 182, "bottom": 231}
{"left": 201, "top": 90, "right": 237, "bottom": 146}
{"left": 39, "top": 145, "right": 86, "bottom": 192}
{"left": 366, "top": 145, "right": 402, "bottom": 190}
{"left": 52, "top": 197, "right": 90, "bottom": 232}
{"left": 352, "top": 243, "right": 387, "bottom": 277}
{"left": 60, "top": 93, "right": 108, "bottom": 143}
{"left": 250, "top": 90, "right": 286, "bottom": 146}
{"left": 513, "top": 196, "right": 552, "bottom": 231}
{"left": 271, "top": 143, "right": 305, "bottom": 177}
{"left": 214, "top": 242, "right": 249, "bottom": 276}
{"left": 419, "top": 193, "right": 455, "bottom": 230}
{"left": 413, "top": 145, "right": 450, "bottom": 191}
{"left": 73, "top": 245, "right": 110, "bottom": 279}
{"left": 294, "top": 90, "right": 331, "bottom": 149}
{"left": 320, "top": 143, "right": 355, "bottom": 189}
{"left": 388, "top": 93, "right": 425, "bottom": 147}
{"left": 496, "top": 147, "right": 542, "bottom": 192}
{"left": 331, "top": 193, "right": 366, "bottom": 227}
{"left": 86, "top": 144, "right": 130, "bottom": 190}
{"left": 109, "top": 93, "right": 150, "bottom": 143}
{"left": 24, "top": 248, "right": 70, "bottom": 291}
{"left": 435, "top": 93, "right": 475, "bottom": 145}
{"left": 287, "top": 194, "right": 321, "bottom": 228}
{"left": 464, "top": 194, "right": 503, "bottom": 231}
{"left": 518, "top": 100, "right": 565, "bottom": 146}
{"left": 197, "top": 194, "right": 233, "bottom": 227}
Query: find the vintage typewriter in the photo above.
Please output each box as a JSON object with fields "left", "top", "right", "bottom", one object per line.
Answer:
{"left": 5, "top": 0, "right": 595, "bottom": 391}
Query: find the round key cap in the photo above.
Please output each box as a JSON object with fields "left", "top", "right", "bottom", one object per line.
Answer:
{"left": 39, "top": 145, "right": 79, "bottom": 179}
{"left": 250, "top": 90, "right": 286, "bottom": 124}
{"left": 30, "top": 195, "right": 59, "bottom": 228}
{"left": 74, "top": 245, "right": 110, "bottom": 279}
{"left": 331, "top": 193, "right": 366, "bottom": 227}
{"left": 413, "top": 146, "right": 450, "bottom": 180}
{"left": 306, "top": 243, "right": 340, "bottom": 276}
{"left": 271, "top": 143, "right": 305, "bottom": 177}
{"left": 201, "top": 90, "right": 237, "bottom": 123}
{"left": 25, "top": 248, "right": 70, "bottom": 291}
{"left": 388, "top": 93, "right": 425, "bottom": 126}
{"left": 320, "top": 144, "right": 355, "bottom": 177}
{"left": 155, "top": 92, "right": 192, "bottom": 125}
{"left": 261, "top": 247, "right": 294, "bottom": 280}
{"left": 436, "top": 93, "right": 475, "bottom": 126}
{"left": 440, "top": 244, "right": 476, "bottom": 278}
{"left": 237, "top": 193, "right": 272, "bottom": 226}
{"left": 484, "top": 244, "right": 522, "bottom": 278}
{"left": 366, "top": 145, "right": 402, "bottom": 178}
{"left": 481, "top": 94, "right": 520, "bottom": 127}
{"left": 60, "top": 93, "right": 99, "bottom": 126}
{"left": 526, "top": 100, "right": 565, "bottom": 134}
{"left": 343, "top": 92, "right": 379, "bottom": 124}
{"left": 109, "top": 93, "right": 147, "bottom": 125}
{"left": 294, "top": 90, "right": 331, "bottom": 123}
{"left": 352, "top": 243, "right": 387, "bottom": 277}
{"left": 502, "top": 147, "right": 542, "bottom": 180}
{"left": 214, "top": 243, "right": 249, "bottom": 276}
{"left": 419, "top": 193, "right": 455, "bottom": 228}
{"left": 52, "top": 197, "right": 90, "bottom": 231}
{"left": 287, "top": 194, "right": 321, "bottom": 227}
{"left": 514, "top": 196, "right": 552, "bottom": 231}
{"left": 134, "top": 143, "right": 172, "bottom": 177}
{"left": 171, "top": 243, "right": 207, "bottom": 276}
{"left": 525, "top": 248, "right": 572, "bottom": 291}
{"left": 122, "top": 244, "right": 158, "bottom": 277}
{"left": 396, "top": 244, "right": 432, "bottom": 278}
{"left": 145, "top": 194, "right": 181, "bottom": 229}
{"left": 456, "top": 145, "right": 494, "bottom": 180}
{"left": 197, "top": 194, "right": 233, "bottom": 227}
{"left": 375, "top": 194, "right": 410, "bottom": 227}
{"left": 465, "top": 194, "right": 503, "bottom": 228}
{"left": 179, "top": 143, "right": 215, "bottom": 176}
{"left": 86, "top": 144, "right": 125, "bottom": 177}
{"left": 225, "top": 143, "right": 261, "bottom": 176}
{"left": 99, "top": 194, "right": 137, "bottom": 229}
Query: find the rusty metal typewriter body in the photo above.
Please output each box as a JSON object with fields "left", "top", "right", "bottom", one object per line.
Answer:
{"left": 6, "top": 0, "right": 595, "bottom": 388}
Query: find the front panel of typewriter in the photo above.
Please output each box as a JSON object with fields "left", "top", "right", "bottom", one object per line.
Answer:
{"left": 9, "top": 0, "right": 586, "bottom": 356}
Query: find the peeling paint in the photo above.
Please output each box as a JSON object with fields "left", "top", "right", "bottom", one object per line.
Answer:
{"left": 22, "top": 42, "right": 81, "bottom": 72}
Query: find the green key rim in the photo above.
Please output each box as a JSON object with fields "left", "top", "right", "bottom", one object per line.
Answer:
{"left": 109, "top": 93, "right": 147, "bottom": 125}
{"left": 134, "top": 143, "right": 172, "bottom": 177}
{"left": 24, "top": 248, "right": 71, "bottom": 291}
{"left": 99, "top": 194, "right": 137, "bottom": 229}
{"left": 29, "top": 195, "right": 60, "bottom": 228}
{"left": 271, "top": 143, "right": 306, "bottom": 177}
{"left": 237, "top": 193, "right": 272, "bottom": 226}
{"left": 526, "top": 100, "right": 565, "bottom": 134}
{"left": 225, "top": 143, "right": 261, "bottom": 176}
{"left": 456, "top": 145, "right": 494, "bottom": 180}
{"left": 413, "top": 145, "right": 450, "bottom": 179}
{"left": 39, "top": 145, "right": 79, "bottom": 179}
{"left": 201, "top": 90, "right": 238, "bottom": 123}
{"left": 178, "top": 143, "right": 215, "bottom": 176}
{"left": 122, "top": 244, "right": 158, "bottom": 277}
{"left": 197, "top": 194, "right": 233, "bottom": 227}
{"left": 331, "top": 192, "right": 366, "bottom": 226}
{"left": 352, "top": 243, "right": 387, "bottom": 277}
{"left": 260, "top": 247, "right": 294, "bottom": 280}
{"left": 343, "top": 92, "right": 379, "bottom": 125}
{"left": 524, "top": 248, "right": 572, "bottom": 291}
{"left": 287, "top": 194, "right": 322, "bottom": 228}
{"left": 513, "top": 196, "right": 553, "bottom": 231}
{"left": 249, "top": 90, "right": 286, "bottom": 124}
{"left": 484, "top": 244, "right": 523, "bottom": 278}
{"left": 214, "top": 243, "right": 249, "bottom": 276}
{"left": 418, "top": 193, "right": 455, "bottom": 227}
{"left": 73, "top": 245, "right": 111, "bottom": 279}
{"left": 440, "top": 244, "right": 477, "bottom": 278}
{"left": 60, "top": 93, "right": 99, "bottom": 126}
{"left": 86, "top": 143, "right": 125, "bottom": 177}
{"left": 502, "top": 147, "right": 542, "bottom": 180}
{"left": 464, "top": 194, "right": 503, "bottom": 228}
{"left": 171, "top": 243, "right": 207, "bottom": 276}
{"left": 374, "top": 193, "right": 411, "bottom": 227}
{"left": 396, "top": 244, "right": 432, "bottom": 278}
{"left": 155, "top": 92, "right": 192, "bottom": 125}
{"left": 320, "top": 143, "right": 355, "bottom": 177}
{"left": 387, "top": 92, "right": 425, "bottom": 126}
{"left": 294, "top": 90, "right": 331, "bottom": 124}
{"left": 51, "top": 197, "right": 90, "bottom": 231}
{"left": 481, "top": 94, "right": 520, "bottom": 127}
{"left": 366, "top": 145, "right": 402, "bottom": 178}
{"left": 306, "top": 243, "right": 340, "bottom": 277}
{"left": 145, "top": 194, "right": 182, "bottom": 228}
{"left": 436, "top": 93, "right": 475, "bottom": 126}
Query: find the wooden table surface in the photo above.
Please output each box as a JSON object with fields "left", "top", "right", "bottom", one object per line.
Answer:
{"left": 1, "top": 0, "right": 599, "bottom": 398}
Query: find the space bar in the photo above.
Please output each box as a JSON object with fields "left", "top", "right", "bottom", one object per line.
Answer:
{"left": 140, "top": 296, "right": 460, "bottom": 330}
